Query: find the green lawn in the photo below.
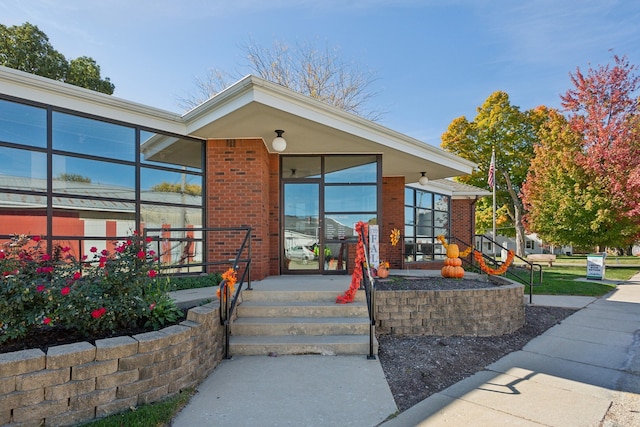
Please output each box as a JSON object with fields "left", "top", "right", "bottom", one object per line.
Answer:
{"left": 79, "top": 388, "right": 194, "bottom": 427}
{"left": 523, "top": 264, "right": 638, "bottom": 297}
{"left": 556, "top": 255, "right": 640, "bottom": 265}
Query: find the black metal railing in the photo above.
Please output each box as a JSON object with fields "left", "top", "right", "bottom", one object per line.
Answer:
{"left": 143, "top": 226, "right": 252, "bottom": 359}
{"left": 450, "top": 235, "right": 542, "bottom": 304}
{"left": 358, "top": 226, "right": 377, "bottom": 360}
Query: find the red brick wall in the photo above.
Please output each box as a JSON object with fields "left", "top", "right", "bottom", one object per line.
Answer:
{"left": 451, "top": 198, "right": 476, "bottom": 247}
{"left": 205, "top": 138, "right": 272, "bottom": 280}
{"left": 451, "top": 198, "right": 476, "bottom": 262}
{"left": 381, "top": 177, "right": 405, "bottom": 269}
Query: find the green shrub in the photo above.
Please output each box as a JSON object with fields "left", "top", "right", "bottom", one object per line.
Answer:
{"left": 0, "top": 233, "right": 182, "bottom": 343}
{"left": 168, "top": 273, "right": 222, "bottom": 291}
{"left": 0, "top": 235, "right": 51, "bottom": 342}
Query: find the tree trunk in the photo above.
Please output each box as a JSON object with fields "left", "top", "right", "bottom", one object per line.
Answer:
{"left": 503, "top": 171, "right": 526, "bottom": 258}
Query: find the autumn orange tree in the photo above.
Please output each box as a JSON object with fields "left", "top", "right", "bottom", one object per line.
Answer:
{"left": 522, "top": 56, "right": 640, "bottom": 251}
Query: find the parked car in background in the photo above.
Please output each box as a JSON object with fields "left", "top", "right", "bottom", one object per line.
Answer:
{"left": 286, "top": 245, "right": 315, "bottom": 263}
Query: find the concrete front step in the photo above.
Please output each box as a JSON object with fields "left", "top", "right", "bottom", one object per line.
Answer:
{"left": 231, "top": 316, "right": 371, "bottom": 336}
{"left": 240, "top": 289, "right": 366, "bottom": 303}
{"left": 236, "top": 300, "right": 369, "bottom": 318}
{"left": 230, "top": 283, "right": 375, "bottom": 356}
{"left": 228, "top": 334, "right": 378, "bottom": 356}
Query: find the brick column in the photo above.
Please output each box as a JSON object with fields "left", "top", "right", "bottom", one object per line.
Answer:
{"left": 205, "top": 138, "right": 276, "bottom": 280}
{"left": 381, "top": 177, "right": 405, "bottom": 269}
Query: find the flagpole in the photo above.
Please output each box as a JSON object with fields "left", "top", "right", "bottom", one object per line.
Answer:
{"left": 488, "top": 148, "right": 497, "bottom": 258}
{"left": 492, "top": 170, "right": 497, "bottom": 258}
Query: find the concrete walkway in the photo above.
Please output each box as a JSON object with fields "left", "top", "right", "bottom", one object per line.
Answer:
{"left": 171, "top": 274, "right": 640, "bottom": 426}
{"left": 382, "top": 275, "right": 640, "bottom": 426}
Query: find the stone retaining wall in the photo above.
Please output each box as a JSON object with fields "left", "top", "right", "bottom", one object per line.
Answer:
{"left": 0, "top": 302, "right": 224, "bottom": 427}
{"left": 375, "top": 280, "right": 525, "bottom": 336}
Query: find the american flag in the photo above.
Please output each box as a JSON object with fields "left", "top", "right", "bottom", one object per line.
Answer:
{"left": 487, "top": 150, "right": 495, "bottom": 188}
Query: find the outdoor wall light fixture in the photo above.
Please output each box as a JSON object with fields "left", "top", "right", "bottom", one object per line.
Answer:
{"left": 419, "top": 172, "right": 429, "bottom": 186}
{"left": 272, "top": 129, "right": 287, "bottom": 152}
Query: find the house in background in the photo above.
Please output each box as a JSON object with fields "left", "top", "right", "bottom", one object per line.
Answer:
{"left": 477, "top": 231, "right": 573, "bottom": 256}
{"left": 1, "top": 66, "right": 488, "bottom": 280}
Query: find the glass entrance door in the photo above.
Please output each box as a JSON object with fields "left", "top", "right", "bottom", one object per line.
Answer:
{"left": 281, "top": 155, "right": 380, "bottom": 274}
{"left": 283, "top": 183, "right": 320, "bottom": 272}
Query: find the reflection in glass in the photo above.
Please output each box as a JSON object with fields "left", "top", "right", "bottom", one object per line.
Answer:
{"left": 140, "top": 130, "right": 203, "bottom": 170}
{"left": 0, "top": 147, "right": 47, "bottom": 191}
{"left": 283, "top": 183, "right": 319, "bottom": 271}
{"left": 0, "top": 99, "right": 46, "bottom": 147}
{"left": 324, "top": 185, "right": 376, "bottom": 212}
{"left": 141, "top": 167, "right": 202, "bottom": 205}
{"left": 417, "top": 209, "right": 433, "bottom": 236}
{"left": 405, "top": 187, "right": 414, "bottom": 205}
{"left": 53, "top": 112, "right": 135, "bottom": 160}
{"left": 0, "top": 193, "right": 47, "bottom": 236}
{"left": 325, "top": 156, "right": 377, "bottom": 183}
{"left": 52, "top": 155, "right": 135, "bottom": 199}
{"left": 325, "top": 214, "right": 376, "bottom": 241}
{"left": 404, "top": 187, "right": 450, "bottom": 262}
{"left": 417, "top": 190, "right": 433, "bottom": 209}
{"left": 282, "top": 157, "right": 321, "bottom": 179}
{"left": 405, "top": 206, "right": 414, "bottom": 226}
{"left": 434, "top": 194, "right": 450, "bottom": 211}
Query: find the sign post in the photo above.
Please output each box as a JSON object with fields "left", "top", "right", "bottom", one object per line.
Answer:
{"left": 586, "top": 253, "right": 606, "bottom": 280}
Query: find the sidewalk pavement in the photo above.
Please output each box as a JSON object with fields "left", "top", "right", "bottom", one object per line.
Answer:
{"left": 172, "top": 274, "right": 640, "bottom": 426}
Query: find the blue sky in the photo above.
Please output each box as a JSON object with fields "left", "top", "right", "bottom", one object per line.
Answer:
{"left": 2, "top": 0, "right": 639, "bottom": 146}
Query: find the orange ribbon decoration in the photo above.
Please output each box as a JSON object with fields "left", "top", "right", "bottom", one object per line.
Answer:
{"left": 336, "top": 222, "right": 367, "bottom": 304}
{"left": 473, "top": 250, "right": 515, "bottom": 275}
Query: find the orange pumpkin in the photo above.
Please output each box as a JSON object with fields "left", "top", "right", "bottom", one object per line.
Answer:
{"left": 451, "top": 265, "right": 465, "bottom": 278}
{"left": 377, "top": 266, "right": 389, "bottom": 278}
{"left": 442, "top": 257, "right": 465, "bottom": 279}
{"left": 447, "top": 244, "right": 459, "bottom": 259}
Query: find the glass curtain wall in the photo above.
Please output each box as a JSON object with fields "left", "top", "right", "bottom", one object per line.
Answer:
{"left": 404, "top": 186, "right": 450, "bottom": 262}
{"left": 281, "top": 155, "right": 380, "bottom": 274}
{"left": 0, "top": 96, "right": 204, "bottom": 267}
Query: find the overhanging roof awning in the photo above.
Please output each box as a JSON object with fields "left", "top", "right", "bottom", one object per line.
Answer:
{"left": 0, "top": 67, "right": 476, "bottom": 182}
{"left": 176, "top": 76, "right": 475, "bottom": 182}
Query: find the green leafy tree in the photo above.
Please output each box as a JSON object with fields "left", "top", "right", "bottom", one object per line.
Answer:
{"left": 521, "top": 107, "right": 636, "bottom": 248}
{"left": 0, "top": 22, "right": 114, "bottom": 94}
{"left": 441, "top": 91, "right": 539, "bottom": 256}
{"left": 151, "top": 182, "right": 202, "bottom": 196}
{"left": 67, "top": 56, "right": 115, "bottom": 94}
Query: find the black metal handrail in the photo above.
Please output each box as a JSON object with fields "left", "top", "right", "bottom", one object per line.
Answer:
{"left": 358, "top": 226, "right": 377, "bottom": 360}
{"left": 144, "top": 226, "right": 252, "bottom": 359}
{"left": 449, "top": 235, "right": 542, "bottom": 304}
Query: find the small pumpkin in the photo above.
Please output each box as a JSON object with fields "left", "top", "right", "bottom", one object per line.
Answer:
{"left": 377, "top": 266, "right": 389, "bottom": 278}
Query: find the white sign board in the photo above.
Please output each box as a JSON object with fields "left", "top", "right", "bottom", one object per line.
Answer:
{"left": 586, "top": 253, "right": 606, "bottom": 280}
{"left": 369, "top": 225, "right": 379, "bottom": 269}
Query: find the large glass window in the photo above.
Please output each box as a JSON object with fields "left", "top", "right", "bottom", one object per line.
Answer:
{"left": 141, "top": 167, "right": 202, "bottom": 204}
{"left": 53, "top": 112, "right": 135, "bottom": 160}
{"left": 404, "top": 187, "right": 450, "bottom": 262}
{"left": 0, "top": 146, "right": 47, "bottom": 191}
{"left": 324, "top": 155, "right": 379, "bottom": 239}
{"left": 325, "top": 156, "right": 377, "bottom": 183}
{"left": 52, "top": 155, "right": 135, "bottom": 199}
{"left": 0, "top": 95, "right": 204, "bottom": 254}
{"left": 0, "top": 99, "right": 46, "bottom": 148}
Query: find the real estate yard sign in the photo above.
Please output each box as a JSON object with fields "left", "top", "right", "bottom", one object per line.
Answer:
{"left": 586, "top": 253, "right": 606, "bottom": 280}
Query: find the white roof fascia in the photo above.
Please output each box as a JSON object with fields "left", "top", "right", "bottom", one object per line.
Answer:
{"left": 0, "top": 66, "right": 187, "bottom": 135}
{"left": 184, "top": 75, "right": 476, "bottom": 175}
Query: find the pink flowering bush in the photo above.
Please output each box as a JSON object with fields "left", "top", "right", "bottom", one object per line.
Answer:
{"left": 0, "top": 234, "right": 182, "bottom": 344}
